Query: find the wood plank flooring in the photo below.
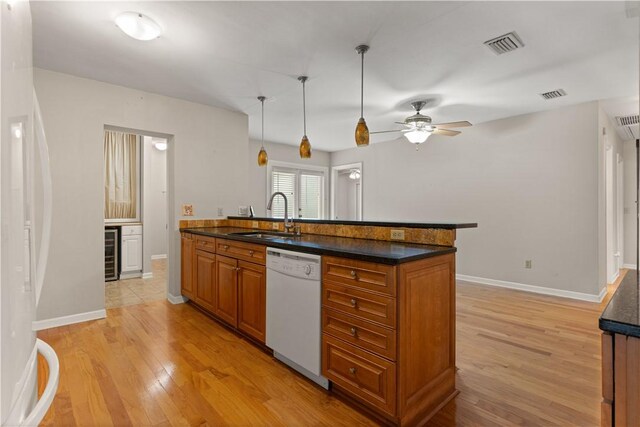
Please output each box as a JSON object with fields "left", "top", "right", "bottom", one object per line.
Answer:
{"left": 38, "top": 274, "right": 622, "bottom": 426}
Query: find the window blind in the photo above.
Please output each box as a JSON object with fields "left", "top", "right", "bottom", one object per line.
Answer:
{"left": 271, "top": 170, "right": 296, "bottom": 219}
{"left": 300, "top": 174, "right": 322, "bottom": 219}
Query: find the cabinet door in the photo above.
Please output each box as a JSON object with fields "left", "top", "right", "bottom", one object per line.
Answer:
{"left": 121, "top": 234, "right": 142, "bottom": 272}
{"left": 215, "top": 255, "right": 238, "bottom": 326}
{"left": 237, "top": 260, "right": 266, "bottom": 343}
{"left": 181, "top": 234, "right": 195, "bottom": 299}
{"left": 195, "top": 250, "right": 216, "bottom": 312}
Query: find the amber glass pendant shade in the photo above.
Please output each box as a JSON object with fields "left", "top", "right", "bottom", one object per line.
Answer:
{"left": 355, "top": 117, "right": 369, "bottom": 147}
{"left": 257, "top": 146, "right": 268, "bottom": 166}
{"left": 299, "top": 135, "right": 311, "bottom": 158}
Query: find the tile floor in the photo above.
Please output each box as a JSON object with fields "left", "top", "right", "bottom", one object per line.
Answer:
{"left": 105, "top": 258, "right": 167, "bottom": 308}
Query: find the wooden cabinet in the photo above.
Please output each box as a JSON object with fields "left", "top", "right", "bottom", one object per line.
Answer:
{"left": 321, "top": 254, "right": 456, "bottom": 425}
{"left": 237, "top": 260, "right": 266, "bottom": 343}
{"left": 195, "top": 250, "right": 216, "bottom": 312}
{"left": 181, "top": 232, "right": 266, "bottom": 344}
{"left": 214, "top": 255, "right": 239, "bottom": 326}
{"left": 180, "top": 233, "right": 195, "bottom": 299}
{"left": 601, "top": 331, "right": 640, "bottom": 427}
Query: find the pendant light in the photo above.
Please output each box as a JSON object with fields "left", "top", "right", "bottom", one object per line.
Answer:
{"left": 298, "top": 76, "right": 312, "bottom": 158}
{"left": 257, "top": 96, "right": 268, "bottom": 166}
{"left": 355, "top": 44, "right": 370, "bottom": 147}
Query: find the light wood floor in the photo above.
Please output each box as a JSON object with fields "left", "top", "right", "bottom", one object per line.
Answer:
{"left": 105, "top": 259, "right": 167, "bottom": 308}
{"left": 39, "top": 274, "right": 622, "bottom": 426}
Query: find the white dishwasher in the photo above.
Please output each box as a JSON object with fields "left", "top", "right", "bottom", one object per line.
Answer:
{"left": 266, "top": 247, "right": 329, "bottom": 389}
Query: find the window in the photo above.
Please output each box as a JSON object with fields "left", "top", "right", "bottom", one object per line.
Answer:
{"left": 267, "top": 162, "right": 327, "bottom": 220}
{"left": 104, "top": 130, "right": 141, "bottom": 222}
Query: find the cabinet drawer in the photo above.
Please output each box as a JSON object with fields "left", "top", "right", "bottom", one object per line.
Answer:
{"left": 217, "top": 238, "right": 266, "bottom": 264}
{"left": 323, "top": 256, "right": 396, "bottom": 296}
{"left": 195, "top": 235, "right": 217, "bottom": 254}
{"left": 323, "top": 308, "right": 396, "bottom": 361}
{"left": 322, "top": 334, "right": 396, "bottom": 416}
{"left": 121, "top": 225, "right": 142, "bottom": 236}
{"left": 323, "top": 282, "right": 396, "bottom": 328}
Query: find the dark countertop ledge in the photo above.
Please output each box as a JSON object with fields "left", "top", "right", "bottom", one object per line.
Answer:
{"left": 181, "top": 227, "right": 456, "bottom": 265}
{"left": 600, "top": 270, "right": 640, "bottom": 337}
{"left": 227, "top": 216, "right": 478, "bottom": 230}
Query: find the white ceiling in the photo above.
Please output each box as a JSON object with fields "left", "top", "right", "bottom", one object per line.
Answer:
{"left": 31, "top": 1, "right": 639, "bottom": 152}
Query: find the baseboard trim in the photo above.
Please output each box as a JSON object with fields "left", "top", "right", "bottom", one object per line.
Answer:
{"left": 623, "top": 263, "right": 637, "bottom": 270}
{"left": 608, "top": 271, "right": 620, "bottom": 285}
{"left": 33, "top": 309, "right": 107, "bottom": 331}
{"left": 456, "top": 274, "right": 605, "bottom": 303}
{"left": 151, "top": 254, "right": 167, "bottom": 260}
{"left": 167, "top": 293, "right": 188, "bottom": 304}
{"left": 142, "top": 272, "right": 153, "bottom": 279}
{"left": 120, "top": 271, "right": 142, "bottom": 280}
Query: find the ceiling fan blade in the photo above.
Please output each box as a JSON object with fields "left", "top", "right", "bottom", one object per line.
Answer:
{"left": 370, "top": 129, "right": 402, "bottom": 134}
{"left": 431, "top": 121, "right": 472, "bottom": 129}
{"left": 394, "top": 121, "right": 409, "bottom": 126}
{"left": 432, "top": 128, "right": 461, "bottom": 136}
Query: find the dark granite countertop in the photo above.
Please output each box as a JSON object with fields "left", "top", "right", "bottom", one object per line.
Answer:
{"left": 600, "top": 270, "right": 640, "bottom": 337}
{"left": 181, "top": 227, "right": 456, "bottom": 265}
{"left": 227, "top": 216, "right": 478, "bottom": 230}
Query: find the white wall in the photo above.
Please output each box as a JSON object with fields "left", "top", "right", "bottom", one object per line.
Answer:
{"left": 331, "top": 102, "right": 603, "bottom": 297}
{"left": 247, "top": 139, "right": 330, "bottom": 217}
{"left": 624, "top": 139, "right": 637, "bottom": 267}
{"left": 35, "top": 68, "right": 248, "bottom": 322}
{"left": 142, "top": 136, "right": 167, "bottom": 275}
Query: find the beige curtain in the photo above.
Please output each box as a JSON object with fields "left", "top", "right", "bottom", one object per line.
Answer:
{"left": 104, "top": 131, "right": 137, "bottom": 219}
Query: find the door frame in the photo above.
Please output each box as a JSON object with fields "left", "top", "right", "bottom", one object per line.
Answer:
{"left": 330, "top": 162, "right": 363, "bottom": 221}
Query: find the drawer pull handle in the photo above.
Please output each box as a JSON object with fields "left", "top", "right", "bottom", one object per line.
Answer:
{"left": 249, "top": 250, "right": 255, "bottom": 256}
{"left": 235, "top": 267, "right": 241, "bottom": 272}
{"left": 350, "top": 298, "right": 357, "bottom": 307}
{"left": 350, "top": 327, "right": 357, "bottom": 337}
{"left": 350, "top": 270, "right": 358, "bottom": 279}
{"left": 349, "top": 367, "right": 357, "bottom": 375}
{"left": 223, "top": 245, "right": 229, "bottom": 250}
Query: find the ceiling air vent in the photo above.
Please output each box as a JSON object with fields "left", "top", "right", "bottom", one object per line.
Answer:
{"left": 540, "top": 89, "right": 567, "bottom": 100}
{"left": 484, "top": 31, "right": 525, "bottom": 55}
{"left": 615, "top": 114, "right": 639, "bottom": 127}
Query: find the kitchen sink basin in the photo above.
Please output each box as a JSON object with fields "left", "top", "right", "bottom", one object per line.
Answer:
{"left": 230, "top": 231, "right": 300, "bottom": 240}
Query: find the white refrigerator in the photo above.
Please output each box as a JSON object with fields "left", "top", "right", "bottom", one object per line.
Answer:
{"left": 1, "top": 1, "right": 59, "bottom": 426}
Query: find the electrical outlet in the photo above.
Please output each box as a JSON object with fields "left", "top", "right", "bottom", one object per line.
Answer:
{"left": 525, "top": 260, "right": 532, "bottom": 269}
{"left": 390, "top": 229, "right": 405, "bottom": 240}
{"left": 252, "top": 221, "right": 259, "bottom": 229}
{"left": 272, "top": 222, "right": 279, "bottom": 230}
{"left": 217, "top": 207, "right": 224, "bottom": 217}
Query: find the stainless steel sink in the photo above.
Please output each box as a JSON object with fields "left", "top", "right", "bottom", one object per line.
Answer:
{"left": 230, "top": 231, "right": 300, "bottom": 240}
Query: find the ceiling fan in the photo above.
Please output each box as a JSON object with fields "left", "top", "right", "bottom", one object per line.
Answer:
{"left": 371, "top": 101, "right": 472, "bottom": 148}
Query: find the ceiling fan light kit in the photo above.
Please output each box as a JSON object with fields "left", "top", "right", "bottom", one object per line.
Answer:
{"left": 354, "top": 44, "right": 370, "bottom": 147}
{"left": 257, "top": 96, "right": 268, "bottom": 166}
{"left": 298, "top": 76, "right": 312, "bottom": 159}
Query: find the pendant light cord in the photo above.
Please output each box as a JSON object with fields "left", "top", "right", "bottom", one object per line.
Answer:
{"left": 360, "top": 50, "right": 364, "bottom": 119}
{"left": 261, "top": 99, "right": 264, "bottom": 147}
{"left": 302, "top": 79, "right": 307, "bottom": 136}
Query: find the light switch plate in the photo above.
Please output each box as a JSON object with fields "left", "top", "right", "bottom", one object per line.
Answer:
{"left": 182, "top": 204, "right": 193, "bottom": 216}
{"left": 217, "top": 207, "right": 224, "bottom": 217}
{"left": 390, "top": 229, "right": 405, "bottom": 240}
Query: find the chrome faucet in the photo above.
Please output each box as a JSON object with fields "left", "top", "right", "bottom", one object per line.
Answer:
{"left": 267, "top": 192, "right": 295, "bottom": 233}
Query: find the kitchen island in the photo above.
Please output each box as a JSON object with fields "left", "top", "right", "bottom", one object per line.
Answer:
{"left": 180, "top": 218, "right": 476, "bottom": 426}
{"left": 600, "top": 270, "right": 640, "bottom": 427}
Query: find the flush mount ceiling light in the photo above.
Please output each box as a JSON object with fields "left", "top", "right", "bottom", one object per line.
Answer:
{"left": 298, "top": 76, "right": 312, "bottom": 159}
{"left": 257, "top": 96, "right": 268, "bottom": 166}
{"left": 154, "top": 140, "right": 167, "bottom": 151}
{"left": 349, "top": 169, "right": 361, "bottom": 180}
{"left": 354, "top": 45, "right": 370, "bottom": 147}
{"left": 115, "top": 12, "right": 161, "bottom": 41}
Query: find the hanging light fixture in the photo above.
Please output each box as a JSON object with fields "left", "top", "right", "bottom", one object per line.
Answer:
{"left": 355, "top": 45, "right": 370, "bottom": 147}
{"left": 257, "top": 96, "right": 268, "bottom": 166}
{"left": 298, "top": 76, "right": 312, "bottom": 158}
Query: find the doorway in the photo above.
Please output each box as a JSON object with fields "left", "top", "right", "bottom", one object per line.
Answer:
{"left": 331, "top": 162, "right": 363, "bottom": 221}
{"left": 104, "top": 128, "right": 169, "bottom": 308}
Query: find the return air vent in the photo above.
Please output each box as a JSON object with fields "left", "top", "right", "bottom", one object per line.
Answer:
{"left": 484, "top": 31, "right": 524, "bottom": 55}
{"left": 540, "top": 89, "right": 567, "bottom": 100}
{"left": 615, "top": 114, "right": 639, "bottom": 127}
